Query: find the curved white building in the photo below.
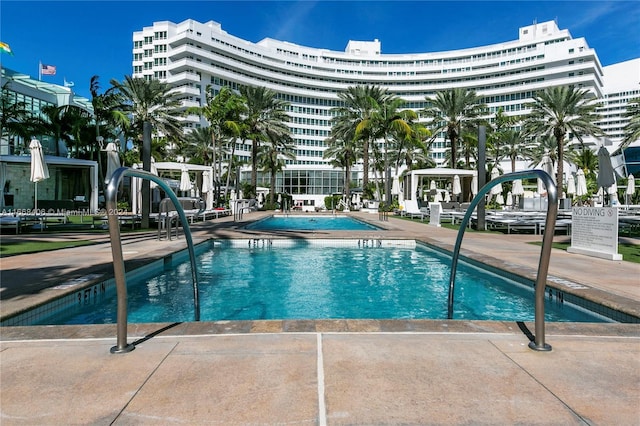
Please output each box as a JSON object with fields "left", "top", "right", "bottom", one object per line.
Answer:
{"left": 133, "top": 19, "right": 609, "bottom": 206}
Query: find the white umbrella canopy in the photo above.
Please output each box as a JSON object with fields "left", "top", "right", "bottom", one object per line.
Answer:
{"left": 512, "top": 179, "right": 525, "bottom": 196}
{"left": 443, "top": 191, "right": 451, "bottom": 203}
{"left": 452, "top": 175, "right": 462, "bottom": 195}
{"left": 490, "top": 167, "right": 502, "bottom": 195}
{"left": 540, "top": 153, "right": 555, "bottom": 183}
{"left": 391, "top": 176, "right": 400, "bottom": 195}
{"left": 597, "top": 146, "right": 615, "bottom": 190}
{"left": 626, "top": 174, "right": 636, "bottom": 204}
{"left": 566, "top": 174, "right": 576, "bottom": 196}
{"left": 576, "top": 169, "right": 588, "bottom": 197}
{"left": 430, "top": 180, "right": 437, "bottom": 190}
{"left": 434, "top": 190, "right": 442, "bottom": 202}
{"left": 471, "top": 175, "right": 478, "bottom": 196}
{"left": 179, "top": 165, "right": 193, "bottom": 192}
{"left": 496, "top": 193, "right": 505, "bottom": 206}
{"left": 201, "top": 170, "right": 213, "bottom": 210}
{"left": 30, "top": 139, "right": 50, "bottom": 211}
{"left": 104, "top": 142, "right": 120, "bottom": 183}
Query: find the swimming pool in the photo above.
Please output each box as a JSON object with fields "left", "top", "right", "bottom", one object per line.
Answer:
{"left": 244, "top": 215, "right": 381, "bottom": 231}
{"left": 20, "top": 240, "right": 610, "bottom": 326}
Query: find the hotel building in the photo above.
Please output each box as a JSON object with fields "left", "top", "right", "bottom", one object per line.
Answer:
{"left": 132, "top": 18, "right": 636, "bottom": 206}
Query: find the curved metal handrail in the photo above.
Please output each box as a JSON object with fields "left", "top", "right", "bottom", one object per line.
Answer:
{"left": 448, "top": 169, "right": 557, "bottom": 351}
{"left": 106, "top": 167, "right": 201, "bottom": 354}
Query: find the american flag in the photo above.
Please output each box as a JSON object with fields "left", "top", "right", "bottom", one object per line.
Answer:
{"left": 41, "top": 64, "right": 56, "bottom": 75}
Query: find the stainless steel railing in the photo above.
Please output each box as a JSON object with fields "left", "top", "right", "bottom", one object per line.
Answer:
{"left": 106, "top": 167, "right": 201, "bottom": 354}
{"left": 447, "top": 169, "right": 557, "bottom": 351}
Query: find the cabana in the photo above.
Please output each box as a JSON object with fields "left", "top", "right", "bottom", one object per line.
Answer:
{"left": 0, "top": 155, "right": 99, "bottom": 212}
{"left": 401, "top": 168, "right": 477, "bottom": 210}
{"left": 130, "top": 162, "right": 214, "bottom": 215}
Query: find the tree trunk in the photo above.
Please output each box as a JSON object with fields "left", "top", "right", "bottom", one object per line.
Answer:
{"left": 557, "top": 138, "right": 564, "bottom": 198}
{"left": 362, "top": 138, "right": 369, "bottom": 188}
{"left": 141, "top": 122, "right": 152, "bottom": 228}
{"left": 251, "top": 139, "right": 258, "bottom": 189}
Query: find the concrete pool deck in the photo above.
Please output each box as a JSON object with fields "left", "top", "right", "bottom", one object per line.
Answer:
{"left": 1, "top": 211, "right": 639, "bottom": 424}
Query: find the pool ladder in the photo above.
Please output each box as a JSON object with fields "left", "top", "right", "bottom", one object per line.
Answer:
{"left": 105, "top": 167, "right": 201, "bottom": 354}
{"left": 448, "top": 169, "right": 557, "bottom": 351}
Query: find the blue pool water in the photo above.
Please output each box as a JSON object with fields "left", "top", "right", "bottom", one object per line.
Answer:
{"left": 244, "top": 215, "right": 381, "bottom": 231}
{"left": 32, "top": 241, "right": 606, "bottom": 325}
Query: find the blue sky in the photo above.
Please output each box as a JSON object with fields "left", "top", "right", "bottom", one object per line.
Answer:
{"left": 1, "top": 1, "right": 638, "bottom": 99}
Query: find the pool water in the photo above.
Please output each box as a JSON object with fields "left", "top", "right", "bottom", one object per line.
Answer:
{"left": 33, "top": 241, "right": 606, "bottom": 325}
{"left": 244, "top": 215, "right": 381, "bottom": 231}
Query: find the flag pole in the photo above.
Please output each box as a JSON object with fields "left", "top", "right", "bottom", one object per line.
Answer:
{"left": 38, "top": 60, "right": 41, "bottom": 81}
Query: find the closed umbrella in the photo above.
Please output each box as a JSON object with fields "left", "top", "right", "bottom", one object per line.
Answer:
{"left": 566, "top": 174, "right": 576, "bottom": 196}
{"left": 540, "top": 153, "right": 555, "bottom": 183}
{"left": 150, "top": 158, "right": 158, "bottom": 189}
{"left": 512, "top": 179, "right": 524, "bottom": 207}
{"left": 430, "top": 180, "right": 436, "bottom": 191}
{"left": 443, "top": 191, "right": 451, "bottom": 203}
{"left": 30, "top": 139, "right": 50, "bottom": 211}
{"left": 391, "top": 176, "right": 400, "bottom": 195}
{"left": 180, "top": 165, "right": 193, "bottom": 192}
{"left": 104, "top": 142, "right": 120, "bottom": 183}
{"left": 597, "top": 146, "right": 615, "bottom": 190}
{"left": 576, "top": 169, "right": 588, "bottom": 197}
{"left": 625, "top": 174, "right": 635, "bottom": 205}
{"left": 452, "top": 175, "right": 461, "bottom": 196}
{"left": 471, "top": 175, "right": 478, "bottom": 196}
{"left": 201, "top": 170, "right": 213, "bottom": 210}
{"left": 490, "top": 168, "right": 502, "bottom": 203}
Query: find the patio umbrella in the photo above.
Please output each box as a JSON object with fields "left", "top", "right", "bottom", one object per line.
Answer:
{"left": 180, "top": 165, "right": 193, "bottom": 192}
{"left": 540, "top": 153, "right": 555, "bottom": 183}
{"left": 392, "top": 176, "right": 400, "bottom": 195}
{"left": 201, "top": 170, "right": 213, "bottom": 210}
{"left": 452, "top": 175, "right": 462, "bottom": 196}
{"left": 566, "top": 174, "right": 576, "bottom": 197}
{"left": 444, "top": 191, "right": 451, "bottom": 203}
{"left": 512, "top": 179, "right": 525, "bottom": 207}
{"left": 104, "top": 142, "right": 120, "bottom": 183}
{"left": 490, "top": 168, "right": 502, "bottom": 200}
{"left": 576, "top": 169, "right": 588, "bottom": 197}
{"left": 30, "top": 139, "right": 50, "bottom": 211}
{"left": 496, "top": 193, "right": 505, "bottom": 206}
{"left": 430, "top": 180, "right": 436, "bottom": 191}
{"left": 597, "top": 146, "right": 615, "bottom": 190}
{"left": 625, "top": 174, "right": 635, "bottom": 205}
{"left": 434, "top": 190, "right": 442, "bottom": 202}
{"left": 471, "top": 175, "right": 478, "bottom": 196}
{"left": 150, "top": 158, "right": 158, "bottom": 189}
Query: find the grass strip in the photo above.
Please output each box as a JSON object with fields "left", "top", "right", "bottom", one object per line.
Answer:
{"left": 529, "top": 241, "right": 640, "bottom": 264}
{"left": 0, "top": 240, "right": 97, "bottom": 257}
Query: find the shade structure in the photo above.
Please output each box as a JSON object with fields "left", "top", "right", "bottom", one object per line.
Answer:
{"left": 490, "top": 168, "right": 502, "bottom": 195}
{"left": 179, "top": 165, "right": 193, "bottom": 192}
{"left": 566, "top": 174, "right": 576, "bottom": 196}
{"left": 30, "top": 139, "right": 50, "bottom": 211}
{"left": 626, "top": 174, "right": 635, "bottom": 204}
{"left": 104, "top": 142, "right": 120, "bottom": 183}
{"left": 452, "top": 175, "right": 462, "bottom": 195}
{"left": 576, "top": 169, "right": 588, "bottom": 197}
{"left": 597, "top": 146, "right": 616, "bottom": 189}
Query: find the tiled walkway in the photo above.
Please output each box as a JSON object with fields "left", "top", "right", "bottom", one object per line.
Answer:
{"left": 1, "top": 211, "right": 639, "bottom": 425}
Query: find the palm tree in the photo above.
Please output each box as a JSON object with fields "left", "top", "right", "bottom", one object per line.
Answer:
{"left": 331, "top": 85, "right": 386, "bottom": 188}
{"left": 501, "top": 130, "right": 532, "bottom": 173}
{"left": 239, "top": 85, "right": 290, "bottom": 191}
{"left": 422, "top": 88, "right": 486, "bottom": 169}
{"left": 523, "top": 85, "right": 604, "bottom": 189}
{"left": 188, "top": 86, "right": 245, "bottom": 197}
{"left": 324, "top": 126, "right": 359, "bottom": 201}
{"left": 111, "top": 76, "right": 184, "bottom": 227}
{"left": 393, "top": 123, "right": 431, "bottom": 172}
{"left": 371, "top": 96, "right": 415, "bottom": 203}
{"left": 38, "top": 104, "right": 92, "bottom": 156}
{"left": 566, "top": 144, "right": 598, "bottom": 175}
{"left": 488, "top": 107, "right": 518, "bottom": 165}
{"left": 622, "top": 96, "right": 640, "bottom": 150}
{"left": 258, "top": 130, "right": 295, "bottom": 205}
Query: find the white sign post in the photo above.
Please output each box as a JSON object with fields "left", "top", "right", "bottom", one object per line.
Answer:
{"left": 567, "top": 206, "right": 622, "bottom": 260}
{"left": 429, "top": 202, "right": 441, "bottom": 227}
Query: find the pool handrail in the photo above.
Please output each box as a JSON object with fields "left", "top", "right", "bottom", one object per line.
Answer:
{"left": 106, "top": 166, "right": 201, "bottom": 354}
{"left": 448, "top": 169, "right": 557, "bottom": 351}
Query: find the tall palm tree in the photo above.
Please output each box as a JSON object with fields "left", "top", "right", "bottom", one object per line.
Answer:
{"left": 393, "top": 123, "right": 431, "bottom": 173}
{"left": 523, "top": 85, "right": 604, "bottom": 188}
{"left": 188, "top": 86, "right": 245, "bottom": 193}
{"left": 331, "top": 85, "right": 386, "bottom": 188}
{"left": 501, "top": 130, "right": 532, "bottom": 173}
{"left": 622, "top": 96, "right": 640, "bottom": 150}
{"left": 239, "top": 85, "right": 290, "bottom": 190}
{"left": 38, "top": 104, "right": 92, "bottom": 156}
{"left": 111, "top": 76, "right": 184, "bottom": 227}
{"left": 324, "top": 126, "right": 359, "bottom": 201}
{"left": 258, "top": 130, "right": 295, "bottom": 205}
{"left": 488, "top": 107, "right": 518, "bottom": 165}
{"left": 422, "top": 88, "right": 486, "bottom": 169}
{"left": 371, "top": 96, "right": 415, "bottom": 202}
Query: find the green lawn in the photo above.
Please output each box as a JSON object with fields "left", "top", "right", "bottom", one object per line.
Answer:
{"left": 0, "top": 239, "right": 97, "bottom": 257}
{"left": 530, "top": 241, "right": 640, "bottom": 264}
